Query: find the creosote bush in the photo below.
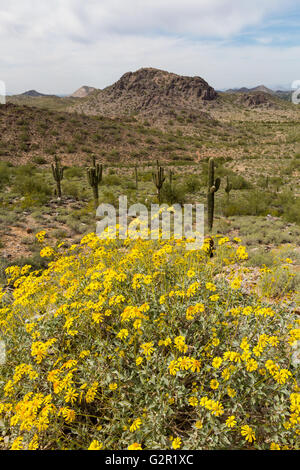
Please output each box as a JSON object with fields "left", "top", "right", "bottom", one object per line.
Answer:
{"left": 0, "top": 230, "right": 299, "bottom": 450}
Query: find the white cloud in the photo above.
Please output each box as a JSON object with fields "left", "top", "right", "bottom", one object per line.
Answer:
{"left": 256, "top": 37, "right": 273, "bottom": 44}
{"left": 0, "top": 0, "right": 298, "bottom": 93}
{"left": 0, "top": 0, "right": 289, "bottom": 39}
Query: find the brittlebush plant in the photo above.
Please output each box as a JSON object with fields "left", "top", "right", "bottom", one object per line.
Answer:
{"left": 0, "top": 229, "right": 299, "bottom": 451}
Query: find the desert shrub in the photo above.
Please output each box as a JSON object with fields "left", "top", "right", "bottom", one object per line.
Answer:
{"left": 170, "top": 154, "right": 182, "bottom": 161}
{"left": 13, "top": 164, "right": 36, "bottom": 178}
{"left": 121, "top": 179, "right": 136, "bottom": 190}
{"left": 53, "top": 228, "right": 68, "bottom": 240}
{"left": 223, "top": 191, "right": 270, "bottom": 217}
{"left": 66, "top": 144, "right": 76, "bottom": 154}
{"left": 258, "top": 264, "right": 300, "bottom": 298}
{"left": 64, "top": 167, "right": 84, "bottom": 179}
{"left": 140, "top": 172, "right": 153, "bottom": 182}
{"left": 19, "top": 132, "right": 30, "bottom": 143}
{"left": 230, "top": 175, "right": 252, "bottom": 190}
{"left": 201, "top": 163, "right": 251, "bottom": 191}
{"left": 98, "top": 189, "right": 118, "bottom": 206}
{"left": 162, "top": 183, "right": 187, "bottom": 205}
{"left": 13, "top": 173, "right": 51, "bottom": 206}
{"left": 0, "top": 163, "right": 11, "bottom": 188}
{"left": 45, "top": 146, "right": 57, "bottom": 156}
{"left": 32, "top": 157, "right": 47, "bottom": 165}
{"left": 103, "top": 175, "right": 121, "bottom": 186}
{"left": 221, "top": 190, "right": 299, "bottom": 220}
{"left": 283, "top": 197, "right": 300, "bottom": 225}
{"left": 66, "top": 219, "right": 89, "bottom": 235}
{"left": 107, "top": 150, "right": 120, "bottom": 162}
{"left": 269, "top": 177, "right": 284, "bottom": 191}
{"left": 61, "top": 181, "right": 81, "bottom": 200}
{"left": 0, "top": 234, "right": 299, "bottom": 450}
{"left": 246, "top": 249, "right": 277, "bottom": 268}
{"left": 184, "top": 175, "right": 201, "bottom": 193}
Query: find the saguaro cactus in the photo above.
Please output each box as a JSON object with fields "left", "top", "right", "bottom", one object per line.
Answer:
{"left": 152, "top": 165, "right": 166, "bottom": 204}
{"left": 134, "top": 165, "right": 138, "bottom": 190}
{"left": 51, "top": 156, "right": 64, "bottom": 199}
{"left": 87, "top": 156, "right": 103, "bottom": 208}
{"left": 265, "top": 176, "right": 269, "bottom": 189}
{"left": 169, "top": 169, "right": 174, "bottom": 188}
{"left": 225, "top": 176, "right": 233, "bottom": 203}
{"left": 207, "top": 157, "right": 221, "bottom": 231}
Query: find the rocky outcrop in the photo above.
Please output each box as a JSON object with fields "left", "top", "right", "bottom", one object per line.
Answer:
{"left": 107, "top": 68, "right": 217, "bottom": 102}
{"left": 239, "top": 92, "right": 272, "bottom": 107}
{"left": 71, "top": 68, "right": 218, "bottom": 118}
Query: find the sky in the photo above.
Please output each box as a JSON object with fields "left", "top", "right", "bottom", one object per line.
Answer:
{"left": 0, "top": 0, "right": 300, "bottom": 94}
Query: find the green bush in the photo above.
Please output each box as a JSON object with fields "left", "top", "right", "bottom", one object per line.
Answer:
{"left": 61, "top": 181, "right": 81, "bottom": 200}
{"left": 33, "top": 157, "right": 47, "bottom": 165}
{"left": 223, "top": 191, "right": 272, "bottom": 217}
{"left": 0, "top": 163, "right": 11, "bottom": 188}
{"left": 14, "top": 173, "right": 52, "bottom": 206}
{"left": 103, "top": 175, "right": 121, "bottom": 186}
{"left": 184, "top": 175, "right": 201, "bottom": 193}
{"left": 162, "top": 183, "right": 187, "bottom": 205}
{"left": 64, "top": 166, "right": 84, "bottom": 179}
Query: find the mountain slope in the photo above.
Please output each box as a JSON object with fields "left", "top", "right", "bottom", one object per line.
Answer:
{"left": 0, "top": 102, "right": 230, "bottom": 166}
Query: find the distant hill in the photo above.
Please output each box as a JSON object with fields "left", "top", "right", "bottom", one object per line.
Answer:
{"left": 225, "top": 87, "right": 251, "bottom": 94}
{"left": 251, "top": 85, "right": 275, "bottom": 94}
{"left": 274, "top": 90, "right": 292, "bottom": 102}
{"left": 70, "top": 86, "right": 97, "bottom": 98}
{"left": 225, "top": 85, "right": 274, "bottom": 95}
{"left": 70, "top": 67, "right": 218, "bottom": 119}
{"left": 224, "top": 84, "right": 292, "bottom": 102}
{"left": 19, "top": 90, "right": 57, "bottom": 98}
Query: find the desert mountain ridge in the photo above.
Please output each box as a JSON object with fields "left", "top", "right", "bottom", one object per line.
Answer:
{"left": 223, "top": 84, "right": 292, "bottom": 102}
{"left": 225, "top": 85, "right": 275, "bottom": 94}
{"left": 69, "top": 68, "right": 294, "bottom": 120}
{"left": 19, "top": 90, "right": 58, "bottom": 98}
{"left": 6, "top": 67, "right": 296, "bottom": 121}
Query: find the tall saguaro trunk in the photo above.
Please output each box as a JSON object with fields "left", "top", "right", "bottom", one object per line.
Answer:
{"left": 51, "top": 156, "right": 64, "bottom": 199}
{"left": 225, "top": 176, "right": 232, "bottom": 204}
{"left": 87, "top": 156, "right": 103, "bottom": 209}
{"left": 134, "top": 165, "right": 138, "bottom": 190}
{"left": 207, "top": 158, "right": 221, "bottom": 232}
{"left": 152, "top": 164, "right": 166, "bottom": 204}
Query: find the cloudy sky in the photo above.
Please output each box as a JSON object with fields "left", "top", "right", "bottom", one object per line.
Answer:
{"left": 0, "top": 0, "right": 299, "bottom": 94}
